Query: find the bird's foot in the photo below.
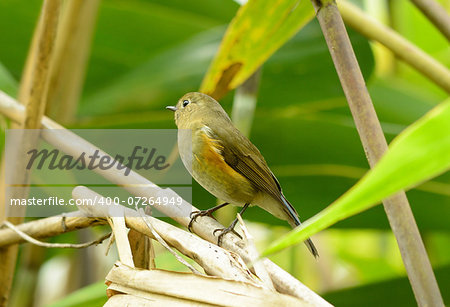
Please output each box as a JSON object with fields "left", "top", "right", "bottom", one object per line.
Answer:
{"left": 213, "top": 219, "right": 242, "bottom": 246}
{"left": 188, "top": 209, "right": 216, "bottom": 232}
{"left": 187, "top": 202, "right": 229, "bottom": 232}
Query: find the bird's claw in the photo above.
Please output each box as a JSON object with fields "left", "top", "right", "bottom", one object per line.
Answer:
{"left": 187, "top": 209, "right": 215, "bottom": 232}
{"left": 213, "top": 225, "right": 242, "bottom": 246}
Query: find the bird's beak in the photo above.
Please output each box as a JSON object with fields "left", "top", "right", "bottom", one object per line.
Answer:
{"left": 166, "top": 106, "right": 177, "bottom": 112}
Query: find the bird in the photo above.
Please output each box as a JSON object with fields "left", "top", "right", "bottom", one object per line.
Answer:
{"left": 166, "top": 92, "right": 318, "bottom": 257}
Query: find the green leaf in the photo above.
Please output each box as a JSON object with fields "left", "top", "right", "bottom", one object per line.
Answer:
{"left": 263, "top": 98, "right": 450, "bottom": 256}
{"left": 199, "top": 0, "right": 315, "bottom": 99}
{"left": 79, "top": 27, "right": 224, "bottom": 117}
{"left": 0, "top": 0, "right": 238, "bottom": 94}
{"left": 0, "top": 62, "right": 17, "bottom": 97}
{"left": 46, "top": 281, "right": 107, "bottom": 307}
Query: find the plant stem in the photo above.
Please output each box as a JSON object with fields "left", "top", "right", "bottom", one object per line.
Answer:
{"left": 0, "top": 214, "right": 106, "bottom": 247}
{"left": 46, "top": 0, "right": 101, "bottom": 124}
{"left": 338, "top": 0, "right": 450, "bottom": 93}
{"left": 310, "top": 1, "right": 444, "bottom": 306}
{"left": 231, "top": 68, "right": 262, "bottom": 136}
{"left": 0, "top": 1, "right": 60, "bottom": 306}
{"left": 19, "top": 1, "right": 60, "bottom": 130}
{"left": 410, "top": 0, "right": 450, "bottom": 41}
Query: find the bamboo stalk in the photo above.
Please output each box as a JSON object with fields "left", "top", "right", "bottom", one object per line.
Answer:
{"left": 106, "top": 262, "right": 309, "bottom": 307}
{"left": 237, "top": 214, "right": 274, "bottom": 291}
{"left": 231, "top": 68, "right": 262, "bottom": 136}
{"left": 2, "top": 221, "right": 110, "bottom": 248}
{"left": 0, "top": 213, "right": 106, "bottom": 247}
{"left": 0, "top": 196, "right": 260, "bottom": 286}
{"left": 128, "top": 229, "right": 153, "bottom": 269}
{"left": 338, "top": 0, "right": 450, "bottom": 93}
{"left": 108, "top": 216, "right": 134, "bottom": 267}
{"left": 73, "top": 186, "right": 263, "bottom": 284}
{"left": 410, "top": 0, "right": 450, "bottom": 41}
{"left": 0, "top": 90, "right": 332, "bottom": 306}
{"left": 310, "top": 1, "right": 444, "bottom": 306}
{"left": 0, "top": 1, "right": 61, "bottom": 305}
{"left": 8, "top": 244, "right": 45, "bottom": 307}
{"left": 19, "top": 1, "right": 60, "bottom": 129}
{"left": 46, "top": 0, "right": 101, "bottom": 123}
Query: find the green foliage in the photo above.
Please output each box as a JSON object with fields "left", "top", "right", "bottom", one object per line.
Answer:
{"left": 323, "top": 264, "right": 450, "bottom": 307}
{"left": 46, "top": 282, "right": 107, "bottom": 307}
{"left": 0, "top": 62, "right": 17, "bottom": 97}
{"left": 200, "top": 0, "right": 315, "bottom": 98}
{"left": 263, "top": 99, "right": 450, "bottom": 256}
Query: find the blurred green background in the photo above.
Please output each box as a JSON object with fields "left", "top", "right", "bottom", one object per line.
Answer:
{"left": 0, "top": 0, "right": 449, "bottom": 306}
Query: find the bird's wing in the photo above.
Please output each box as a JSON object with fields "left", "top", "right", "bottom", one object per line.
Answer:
{"left": 204, "top": 125, "right": 321, "bottom": 257}
{"left": 205, "top": 125, "right": 283, "bottom": 203}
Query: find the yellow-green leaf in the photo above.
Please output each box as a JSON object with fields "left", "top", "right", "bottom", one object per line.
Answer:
{"left": 200, "top": 0, "right": 315, "bottom": 99}
{"left": 263, "top": 98, "right": 450, "bottom": 256}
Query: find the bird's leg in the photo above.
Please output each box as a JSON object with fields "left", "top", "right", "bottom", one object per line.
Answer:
{"left": 213, "top": 203, "right": 250, "bottom": 246}
{"left": 188, "top": 202, "right": 230, "bottom": 232}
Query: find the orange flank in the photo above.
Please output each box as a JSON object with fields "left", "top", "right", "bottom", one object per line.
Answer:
{"left": 198, "top": 132, "right": 238, "bottom": 179}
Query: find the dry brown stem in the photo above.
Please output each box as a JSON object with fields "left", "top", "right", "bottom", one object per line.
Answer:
{"left": 410, "top": 0, "right": 450, "bottom": 41}
{"left": 0, "top": 1, "right": 61, "bottom": 304}
{"left": 46, "top": 0, "right": 101, "bottom": 123}
{"left": 311, "top": 1, "right": 444, "bottom": 306}
{"left": 338, "top": 0, "right": 450, "bottom": 93}
{"left": 105, "top": 262, "right": 311, "bottom": 307}
{"left": 73, "top": 186, "right": 260, "bottom": 285}
{"left": 2, "top": 221, "right": 110, "bottom": 249}
{"left": 0, "top": 213, "right": 106, "bottom": 247}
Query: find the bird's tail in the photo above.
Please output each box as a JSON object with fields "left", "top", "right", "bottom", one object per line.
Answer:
{"left": 281, "top": 194, "right": 319, "bottom": 258}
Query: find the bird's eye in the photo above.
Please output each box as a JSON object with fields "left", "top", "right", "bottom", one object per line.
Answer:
{"left": 182, "top": 99, "right": 190, "bottom": 107}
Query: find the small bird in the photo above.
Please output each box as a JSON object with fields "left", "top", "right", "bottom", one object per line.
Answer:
{"left": 167, "top": 92, "right": 318, "bottom": 257}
